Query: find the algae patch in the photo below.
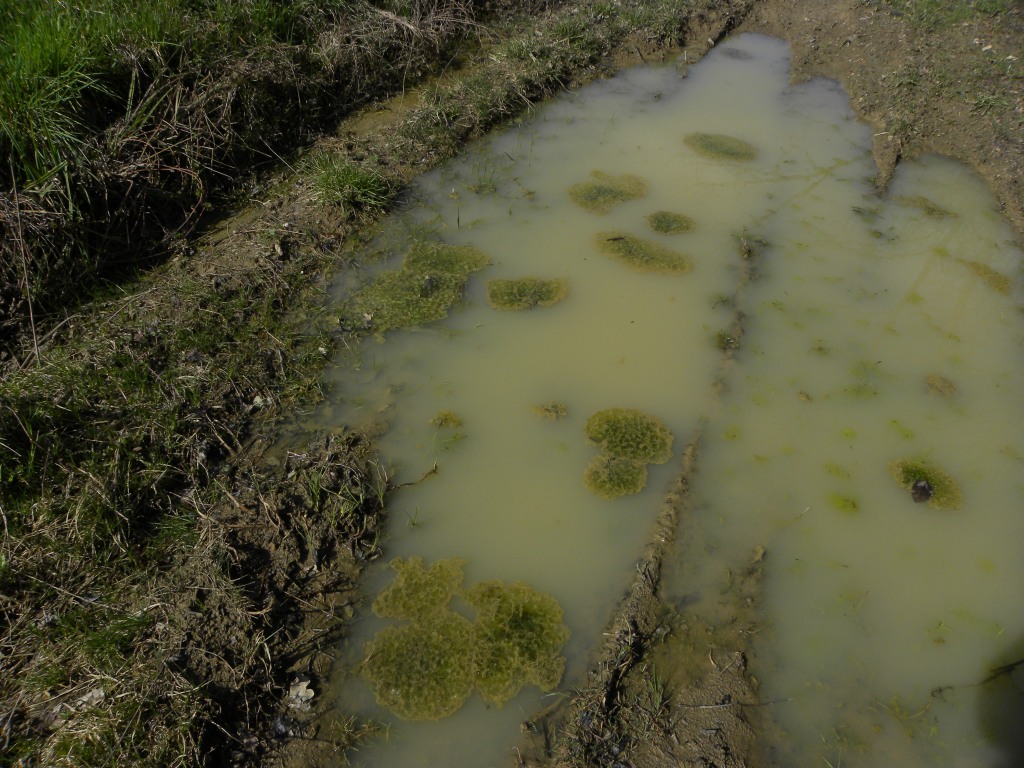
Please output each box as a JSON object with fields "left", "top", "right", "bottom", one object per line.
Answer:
{"left": 684, "top": 132, "right": 758, "bottom": 161}
{"left": 596, "top": 232, "right": 691, "bottom": 274}
{"left": 585, "top": 408, "right": 674, "bottom": 464}
{"left": 582, "top": 408, "right": 674, "bottom": 499}
{"left": 372, "top": 556, "right": 466, "bottom": 621}
{"left": 584, "top": 454, "right": 648, "bottom": 499}
{"left": 532, "top": 401, "right": 568, "bottom": 420}
{"left": 464, "top": 581, "right": 570, "bottom": 705}
{"left": 567, "top": 171, "right": 646, "bottom": 214}
{"left": 487, "top": 277, "right": 568, "bottom": 310}
{"left": 361, "top": 557, "right": 570, "bottom": 720}
{"left": 889, "top": 459, "right": 963, "bottom": 511}
{"left": 341, "top": 241, "right": 489, "bottom": 332}
{"left": 362, "top": 613, "right": 476, "bottom": 721}
{"left": 647, "top": 210, "right": 695, "bottom": 234}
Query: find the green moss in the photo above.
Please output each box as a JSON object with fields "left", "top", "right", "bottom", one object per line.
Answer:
{"left": 646, "top": 210, "right": 695, "bottom": 234}
{"left": 595, "top": 232, "right": 690, "bottom": 274}
{"left": 487, "top": 278, "right": 568, "bottom": 310}
{"left": 532, "top": 401, "right": 567, "bottom": 420}
{"left": 361, "top": 612, "right": 476, "bottom": 720}
{"left": 583, "top": 454, "right": 648, "bottom": 499}
{"left": 431, "top": 410, "right": 463, "bottom": 428}
{"left": 957, "top": 258, "right": 1011, "bottom": 295}
{"left": 897, "top": 195, "right": 956, "bottom": 218}
{"left": 828, "top": 493, "right": 859, "bottom": 515}
{"left": 889, "top": 459, "right": 963, "bottom": 510}
{"left": 684, "top": 132, "right": 758, "bottom": 161}
{"left": 567, "top": 171, "right": 646, "bottom": 214}
{"left": 585, "top": 408, "right": 673, "bottom": 463}
{"left": 342, "top": 242, "right": 489, "bottom": 332}
{"left": 463, "top": 581, "right": 569, "bottom": 705}
{"left": 372, "top": 557, "right": 466, "bottom": 621}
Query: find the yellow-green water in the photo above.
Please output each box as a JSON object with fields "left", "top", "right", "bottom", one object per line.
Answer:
{"left": 317, "top": 33, "right": 1024, "bottom": 767}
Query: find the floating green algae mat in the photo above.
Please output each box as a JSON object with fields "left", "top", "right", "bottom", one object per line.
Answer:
{"left": 889, "top": 459, "right": 963, "bottom": 511}
{"left": 341, "top": 241, "right": 489, "bottom": 332}
{"left": 464, "top": 581, "right": 570, "bottom": 705}
{"left": 585, "top": 408, "right": 674, "bottom": 464}
{"left": 582, "top": 408, "right": 674, "bottom": 499}
{"left": 531, "top": 401, "right": 567, "bottom": 420}
{"left": 683, "top": 132, "right": 758, "bottom": 161}
{"left": 646, "top": 210, "right": 695, "bottom": 234}
{"left": 430, "top": 410, "right": 464, "bottom": 428}
{"left": 361, "top": 558, "right": 569, "bottom": 719}
{"left": 487, "top": 277, "right": 568, "bottom": 310}
{"left": 595, "top": 231, "right": 690, "bottom": 273}
{"left": 361, "top": 612, "right": 477, "bottom": 721}
{"left": 567, "top": 170, "right": 646, "bottom": 214}
{"left": 372, "top": 556, "right": 466, "bottom": 621}
{"left": 583, "top": 454, "right": 648, "bottom": 499}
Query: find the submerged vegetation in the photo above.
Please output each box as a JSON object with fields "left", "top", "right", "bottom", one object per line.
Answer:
{"left": 683, "top": 132, "right": 759, "bottom": 161}
{"left": 533, "top": 400, "right": 569, "bottom": 420}
{"left": 889, "top": 459, "right": 963, "bottom": 510}
{"left": 362, "top": 558, "right": 569, "bottom": 719}
{"left": 487, "top": 277, "right": 568, "bottom": 310}
{"left": 341, "top": 241, "right": 490, "bottom": 332}
{"left": 595, "top": 231, "right": 691, "bottom": 273}
{"left": 567, "top": 171, "right": 647, "bottom": 214}
{"left": 583, "top": 408, "right": 674, "bottom": 499}
{"left": 647, "top": 210, "right": 696, "bottom": 234}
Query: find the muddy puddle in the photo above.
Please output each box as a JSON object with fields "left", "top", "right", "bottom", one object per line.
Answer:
{"left": 308, "top": 33, "right": 1024, "bottom": 767}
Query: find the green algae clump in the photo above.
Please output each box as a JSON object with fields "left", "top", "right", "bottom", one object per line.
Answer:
{"left": 361, "top": 612, "right": 476, "bottom": 720}
{"left": 889, "top": 459, "right": 963, "bottom": 511}
{"left": 646, "top": 210, "right": 695, "bottom": 234}
{"left": 430, "top": 410, "right": 463, "bottom": 428}
{"left": 532, "top": 401, "right": 567, "bottom": 420}
{"left": 595, "top": 232, "right": 690, "bottom": 274}
{"left": 567, "top": 171, "right": 646, "bottom": 214}
{"left": 585, "top": 408, "right": 674, "bottom": 464}
{"left": 464, "top": 581, "right": 570, "bottom": 705}
{"left": 487, "top": 277, "right": 568, "bottom": 310}
{"left": 342, "top": 241, "right": 489, "bottom": 332}
{"left": 372, "top": 557, "right": 466, "bottom": 621}
{"left": 684, "top": 132, "right": 758, "bottom": 161}
{"left": 584, "top": 454, "right": 648, "bottom": 499}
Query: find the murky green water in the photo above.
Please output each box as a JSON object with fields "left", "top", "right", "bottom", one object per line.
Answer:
{"left": 318, "top": 33, "right": 1024, "bottom": 768}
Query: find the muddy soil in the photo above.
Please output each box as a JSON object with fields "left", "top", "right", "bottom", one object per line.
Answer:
{"left": 140, "top": 2, "right": 1022, "bottom": 766}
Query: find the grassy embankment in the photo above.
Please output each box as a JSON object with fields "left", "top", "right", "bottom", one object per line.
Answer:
{"left": 0, "top": 0, "right": 744, "bottom": 764}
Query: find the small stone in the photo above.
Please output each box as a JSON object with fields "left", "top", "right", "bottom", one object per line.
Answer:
{"left": 911, "top": 479, "right": 933, "bottom": 503}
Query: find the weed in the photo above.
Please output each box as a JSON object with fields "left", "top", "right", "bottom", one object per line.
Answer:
{"left": 309, "top": 151, "right": 392, "bottom": 214}
{"left": 532, "top": 401, "right": 568, "bottom": 420}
